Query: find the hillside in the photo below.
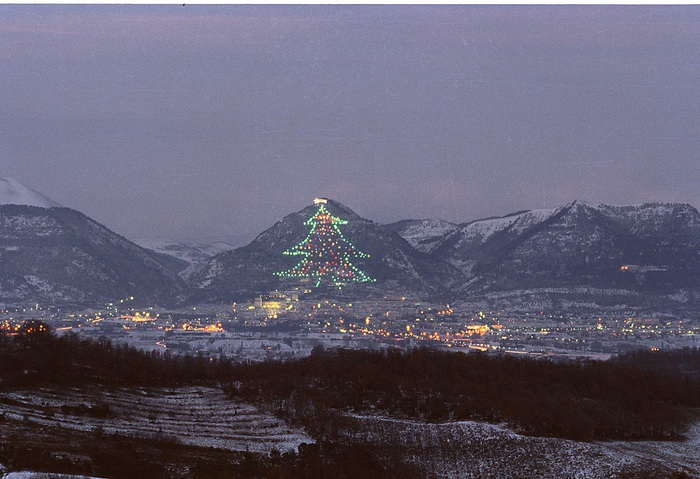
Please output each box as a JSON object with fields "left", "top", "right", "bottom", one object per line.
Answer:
{"left": 131, "top": 236, "right": 235, "bottom": 268}
{"left": 186, "top": 199, "right": 700, "bottom": 311}
{"left": 383, "top": 219, "right": 458, "bottom": 254}
{"left": 0, "top": 204, "right": 184, "bottom": 307}
{"left": 185, "top": 199, "right": 462, "bottom": 302}
{"left": 2, "top": 328, "right": 698, "bottom": 478}
{"left": 388, "top": 201, "right": 700, "bottom": 311}
{"left": 4, "top": 183, "right": 700, "bottom": 312}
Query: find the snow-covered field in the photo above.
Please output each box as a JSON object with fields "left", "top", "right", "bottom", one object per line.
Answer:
{"left": 0, "top": 386, "right": 311, "bottom": 454}
{"left": 339, "top": 415, "right": 700, "bottom": 478}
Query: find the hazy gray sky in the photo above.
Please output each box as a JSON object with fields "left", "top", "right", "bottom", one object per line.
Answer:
{"left": 1, "top": 5, "right": 699, "bottom": 243}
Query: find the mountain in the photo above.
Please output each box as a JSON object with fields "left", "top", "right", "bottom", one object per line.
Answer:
{"left": 186, "top": 199, "right": 700, "bottom": 310}
{"left": 384, "top": 219, "right": 458, "bottom": 254}
{"left": 0, "top": 180, "right": 185, "bottom": 306}
{"left": 131, "top": 236, "right": 236, "bottom": 269}
{"left": 5, "top": 179, "right": 700, "bottom": 312}
{"left": 403, "top": 200, "right": 700, "bottom": 311}
{"left": 185, "top": 199, "right": 462, "bottom": 302}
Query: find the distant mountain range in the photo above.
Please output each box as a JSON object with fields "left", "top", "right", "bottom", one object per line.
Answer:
{"left": 188, "top": 198, "right": 700, "bottom": 313}
{"left": 3, "top": 177, "right": 700, "bottom": 313}
{"left": 390, "top": 200, "right": 700, "bottom": 312}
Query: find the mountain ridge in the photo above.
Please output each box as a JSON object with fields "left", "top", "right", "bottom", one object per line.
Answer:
{"left": 3, "top": 178, "right": 700, "bottom": 312}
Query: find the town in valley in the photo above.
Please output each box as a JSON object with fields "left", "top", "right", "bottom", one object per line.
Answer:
{"left": 4, "top": 293, "right": 698, "bottom": 363}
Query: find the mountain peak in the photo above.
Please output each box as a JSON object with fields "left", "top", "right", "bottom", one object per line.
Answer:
{"left": 0, "top": 177, "right": 62, "bottom": 208}
{"left": 567, "top": 199, "right": 599, "bottom": 209}
{"left": 299, "top": 198, "right": 363, "bottom": 221}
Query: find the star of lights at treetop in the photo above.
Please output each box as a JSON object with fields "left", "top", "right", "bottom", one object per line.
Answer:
{"left": 275, "top": 203, "right": 375, "bottom": 287}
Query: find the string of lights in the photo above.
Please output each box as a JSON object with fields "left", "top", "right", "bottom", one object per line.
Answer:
{"left": 275, "top": 203, "right": 375, "bottom": 287}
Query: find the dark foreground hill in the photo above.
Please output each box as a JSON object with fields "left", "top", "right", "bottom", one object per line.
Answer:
{"left": 1, "top": 325, "right": 699, "bottom": 478}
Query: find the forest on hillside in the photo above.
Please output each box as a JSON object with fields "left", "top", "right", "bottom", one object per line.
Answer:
{"left": 225, "top": 345, "right": 700, "bottom": 442}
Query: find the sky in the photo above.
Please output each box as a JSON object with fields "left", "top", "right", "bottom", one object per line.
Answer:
{"left": 1, "top": 5, "right": 699, "bottom": 245}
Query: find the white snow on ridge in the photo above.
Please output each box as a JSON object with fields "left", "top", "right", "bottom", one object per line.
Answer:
{"left": 0, "top": 177, "right": 61, "bottom": 208}
{"left": 394, "top": 219, "right": 458, "bottom": 252}
{"left": 131, "top": 236, "right": 236, "bottom": 265}
{"left": 461, "top": 207, "right": 559, "bottom": 243}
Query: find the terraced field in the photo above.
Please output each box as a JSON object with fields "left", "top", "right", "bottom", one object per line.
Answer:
{"left": 0, "top": 386, "right": 311, "bottom": 453}
{"left": 2, "top": 387, "right": 698, "bottom": 478}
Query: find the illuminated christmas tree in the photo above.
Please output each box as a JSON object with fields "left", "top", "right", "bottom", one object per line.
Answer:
{"left": 276, "top": 201, "right": 374, "bottom": 287}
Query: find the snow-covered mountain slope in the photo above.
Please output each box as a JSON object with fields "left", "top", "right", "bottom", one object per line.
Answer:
{"left": 0, "top": 177, "right": 61, "bottom": 208}
{"left": 460, "top": 207, "right": 559, "bottom": 243}
{"left": 0, "top": 204, "right": 184, "bottom": 306}
{"left": 382, "top": 200, "right": 700, "bottom": 309}
{"left": 598, "top": 202, "right": 700, "bottom": 239}
{"left": 131, "top": 236, "right": 235, "bottom": 266}
{"left": 383, "top": 219, "right": 458, "bottom": 253}
{"left": 436, "top": 200, "right": 700, "bottom": 309}
{"left": 389, "top": 208, "right": 559, "bottom": 262}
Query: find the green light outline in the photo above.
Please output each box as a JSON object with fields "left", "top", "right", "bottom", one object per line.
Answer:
{"left": 275, "top": 204, "right": 375, "bottom": 286}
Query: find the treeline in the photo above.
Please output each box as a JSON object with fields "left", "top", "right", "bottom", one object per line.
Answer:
{"left": 4, "top": 323, "right": 700, "bottom": 442}
{"left": 4, "top": 322, "right": 700, "bottom": 476}
{"left": 0, "top": 321, "right": 231, "bottom": 390}
{"left": 224, "top": 346, "right": 700, "bottom": 441}
{"left": 1, "top": 324, "right": 421, "bottom": 477}
{"left": 613, "top": 347, "right": 700, "bottom": 379}
{"left": 4, "top": 324, "right": 700, "bottom": 442}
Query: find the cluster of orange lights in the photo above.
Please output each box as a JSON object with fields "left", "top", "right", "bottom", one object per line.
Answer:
{"left": 121, "top": 312, "right": 157, "bottom": 322}
{"left": 0, "top": 321, "right": 21, "bottom": 335}
{"left": 181, "top": 322, "right": 224, "bottom": 333}
{"left": 1, "top": 321, "right": 47, "bottom": 336}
